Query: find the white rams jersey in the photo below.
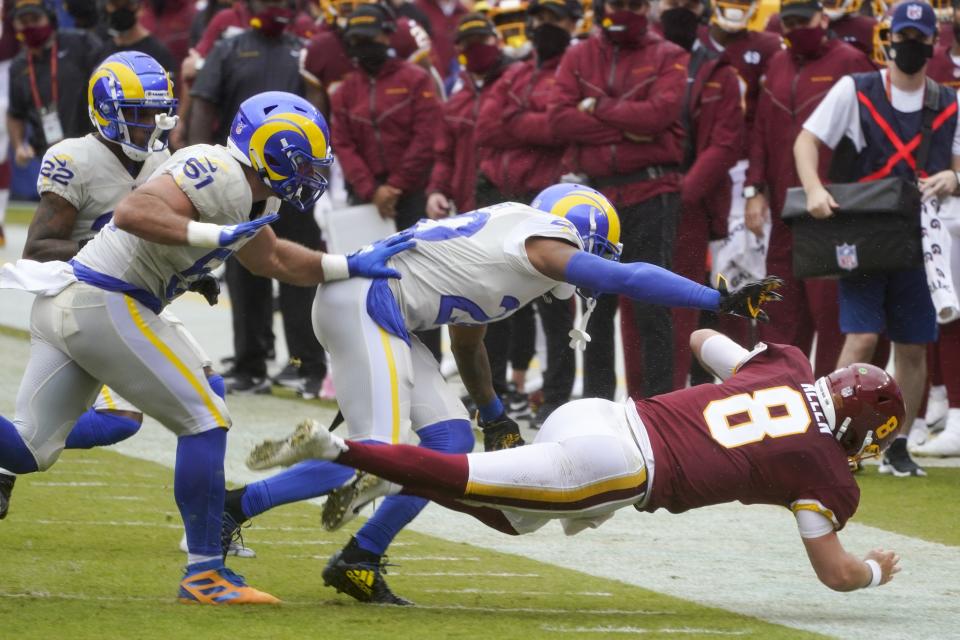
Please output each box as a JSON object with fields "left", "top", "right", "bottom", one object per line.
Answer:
{"left": 37, "top": 135, "right": 170, "bottom": 243}
{"left": 76, "top": 144, "right": 279, "bottom": 310}
{"left": 389, "top": 202, "right": 583, "bottom": 331}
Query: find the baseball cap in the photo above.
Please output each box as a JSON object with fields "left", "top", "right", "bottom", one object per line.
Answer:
{"left": 891, "top": 1, "right": 937, "bottom": 36}
{"left": 780, "top": 0, "right": 822, "bottom": 19}
{"left": 528, "top": 0, "right": 583, "bottom": 20}
{"left": 455, "top": 13, "right": 497, "bottom": 43}
{"left": 344, "top": 4, "right": 395, "bottom": 39}
{"left": 13, "top": 0, "right": 49, "bottom": 18}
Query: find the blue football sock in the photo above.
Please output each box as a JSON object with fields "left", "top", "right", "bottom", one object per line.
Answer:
{"left": 241, "top": 459, "right": 355, "bottom": 519}
{"left": 0, "top": 415, "right": 38, "bottom": 474}
{"left": 207, "top": 373, "right": 226, "bottom": 400}
{"left": 354, "top": 419, "right": 473, "bottom": 556}
{"left": 65, "top": 409, "right": 141, "bottom": 449}
{"left": 175, "top": 428, "right": 227, "bottom": 559}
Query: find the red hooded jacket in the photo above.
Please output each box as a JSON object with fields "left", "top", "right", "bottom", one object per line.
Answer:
{"left": 331, "top": 58, "right": 442, "bottom": 200}
{"left": 549, "top": 31, "right": 689, "bottom": 207}
{"left": 746, "top": 39, "right": 873, "bottom": 217}
{"left": 475, "top": 55, "right": 566, "bottom": 199}
{"left": 927, "top": 44, "right": 960, "bottom": 90}
{"left": 415, "top": 0, "right": 468, "bottom": 77}
{"left": 767, "top": 13, "right": 876, "bottom": 60}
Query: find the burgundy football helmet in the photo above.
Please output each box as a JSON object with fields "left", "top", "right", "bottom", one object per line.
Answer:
{"left": 819, "top": 363, "right": 905, "bottom": 460}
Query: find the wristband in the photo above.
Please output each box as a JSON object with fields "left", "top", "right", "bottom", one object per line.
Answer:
{"left": 864, "top": 559, "right": 882, "bottom": 588}
{"left": 186, "top": 220, "right": 223, "bottom": 248}
{"left": 321, "top": 253, "right": 350, "bottom": 281}
{"left": 478, "top": 397, "right": 504, "bottom": 423}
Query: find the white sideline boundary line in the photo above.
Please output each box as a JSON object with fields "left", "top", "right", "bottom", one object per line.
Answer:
{"left": 541, "top": 625, "right": 747, "bottom": 636}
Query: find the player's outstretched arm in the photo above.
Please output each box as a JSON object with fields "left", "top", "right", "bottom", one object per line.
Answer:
{"left": 236, "top": 229, "right": 417, "bottom": 287}
{"left": 802, "top": 531, "right": 900, "bottom": 592}
{"left": 690, "top": 329, "right": 750, "bottom": 381}
{"left": 113, "top": 175, "right": 201, "bottom": 245}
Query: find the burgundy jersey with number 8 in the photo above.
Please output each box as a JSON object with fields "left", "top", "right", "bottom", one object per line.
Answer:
{"left": 636, "top": 343, "right": 859, "bottom": 530}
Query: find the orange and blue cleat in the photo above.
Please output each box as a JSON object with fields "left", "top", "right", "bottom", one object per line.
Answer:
{"left": 178, "top": 560, "right": 280, "bottom": 605}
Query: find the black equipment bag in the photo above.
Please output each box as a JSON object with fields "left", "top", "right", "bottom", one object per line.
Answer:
{"left": 781, "top": 78, "right": 939, "bottom": 279}
{"left": 781, "top": 177, "right": 922, "bottom": 278}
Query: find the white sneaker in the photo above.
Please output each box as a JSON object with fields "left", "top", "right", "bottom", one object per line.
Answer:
{"left": 925, "top": 385, "right": 949, "bottom": 433}
{"left": 321, "top": 472, "right": 393, "bottom": 532}
{"left": 178, "top": 533, "right": 256, "bottom": 558}
{"left": 912, "top": 410, "right": 960, "bottom": 457}
{"left": 246, "top": 419, "right": 348, "bottom": 470}
{"left": 907, "top": 419, "right": 930, "bottom": 449}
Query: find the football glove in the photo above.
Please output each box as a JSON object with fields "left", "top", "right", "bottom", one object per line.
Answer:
{"left": 346, "top": 230, "right": 416, "bottom": 279}
{"left": 480, "top": 413, "right": 526, "bottom": 452}
{"left": 188, "top": 275, "right": 220, "bottom": 306}
{"left": 717, "top": 275, "right": 784, "bottom": 323}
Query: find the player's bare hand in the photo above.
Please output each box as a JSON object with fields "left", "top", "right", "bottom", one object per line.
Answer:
{"left": 745, "top": 194, "right": 769, "bottom": 239}
{"left": 426, "top": 192, "right": 452, "bottom": 219}
{"left": 15, "top": 143, "right": 35, "bottom": 167}
{"left": 805, "top": 185, "right": 838, "bottom": 219}
{"left": 918, "top": 170, "right": 958, "bottom": 201}
{"left": 717, "top": 275, "right": 784, "bottom": 323}
{"left": 865, "top": 548, "right": 900, "bottom": 586}
{"left": 373, "top": 185, "right": 401, "bottom": 219}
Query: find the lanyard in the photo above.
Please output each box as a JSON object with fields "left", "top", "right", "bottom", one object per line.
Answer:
{"left": 883, "top": 68, "right": 924, "bottom": 106}
{"left": 26, "top": 39, "right": 58, "bottom": 111}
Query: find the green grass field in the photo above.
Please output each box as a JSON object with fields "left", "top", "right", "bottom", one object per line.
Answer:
{"left": 1, "top": 448, "right": 829, "bottom": 640}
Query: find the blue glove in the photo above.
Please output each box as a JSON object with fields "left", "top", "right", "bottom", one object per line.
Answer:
{"left": 346, "top": 230, "right": 416, "bottom": 279}
{"left": 218, "top": 213, "right": 279, "bottom": 246}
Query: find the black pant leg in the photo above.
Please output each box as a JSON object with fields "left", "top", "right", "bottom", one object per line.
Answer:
{"left": 536, "top": 296, "right": 575, "bottom": 406}
{"left": 508, "top": 303, "right": 536, "bottom": 371}
{"left": 484, "top": 317, "right": 513, "bottom": 398}
{"left": 225, "top": 256, "right": 272, "bottom": 378}
{"left": 271, "top": 203, "right": 328, "bottom": 379}
{"left": 582, "top": 292, "right": 618, "bottom": 400}
{"left": 620, "top": 194, "right": 681, "bottom": 398}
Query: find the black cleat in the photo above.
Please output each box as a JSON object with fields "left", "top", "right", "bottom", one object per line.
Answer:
{"left": 0, "top": 474, "right": 15, "bottom": 520}
{"left": 878, "top": 438, "right": 927, "bottom": 477}
{"left": 322, "top": 538, "right": 413, "bottom": 605}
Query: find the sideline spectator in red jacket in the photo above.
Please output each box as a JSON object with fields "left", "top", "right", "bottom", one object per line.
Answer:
{"left": 301, "top": 0, "right": 435, "bottom": 118}
{"left": 141, "top": 0, "right": 198, "bottom": 71}
{"left": 745, "top": 0, "right": 873, "bottom": 377}
{"left": 415, "top": 0, "right": 468, "bottom": 79}
{"left": 643, "top": 0, "right": 744, "bottom": 391}
{"left": 766, "top": 0, "right": 877, "bottom": 59}
{"left": 427, "top": 13, "right": 511, "bottom": 215}
{"left": 332, "top": 3, "right": 443, "bottom": 353}
{"left": 474, "top": 0, "right": 584, "bottom": 426}
{"left": 550, "top": 0, "right": 689, "bottom": 399}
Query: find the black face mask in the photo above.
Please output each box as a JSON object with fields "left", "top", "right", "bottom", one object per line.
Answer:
{"left": 108, "top": 7, "right": 138, "bottom": 33}
{"left": 531, "top": 23, "right": 571, "bottom": 61}
{"left": 348, "top": 40, "right": 390, "bottom": 75}
{"left": 891, "top": 39, "right": 933, "bottom": 75}
{"left": 659, "top": 7, "right": 700, "bottom": 51}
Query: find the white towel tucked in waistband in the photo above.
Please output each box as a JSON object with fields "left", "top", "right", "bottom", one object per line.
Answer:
{"left": 0, "top": 259, "right": 77, "bottom": 296}
{"left": 921, "top": 196, "right": 960, "bottom": 324}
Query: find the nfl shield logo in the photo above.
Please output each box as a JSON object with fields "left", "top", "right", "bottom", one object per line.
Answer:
{"left": 907, "top": 3, "right": 922, "bottom": 19}
{"left": 836, "top": 243, "right": 858, "bottom": 271}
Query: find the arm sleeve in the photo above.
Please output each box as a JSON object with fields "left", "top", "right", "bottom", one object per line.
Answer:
{"left": 386, "top": 72, "right": 443, "bottom": 192}
{"left": 794, "top": 506, "right": 837, "bottom": 539}
{"left": 802, "top": 75, "right": 862, "bottom": 151}
{"left": 564, "top": 251, "right": 721, "bottom": 310}
{"left": 698, "top": 333, "right": 751, "bottom": 381}
{"left": 592, "top": 50, "right": 689, "bottom": 135}
{"left": 548, "top": 48, "right": 624, "bottom": 145}
{"left": 330, "top": 86, "right": 378, "bottom": 201}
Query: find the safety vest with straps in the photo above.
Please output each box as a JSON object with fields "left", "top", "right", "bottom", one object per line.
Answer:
{"left": 851, "top": 71, "right": 958, "bottom": 182}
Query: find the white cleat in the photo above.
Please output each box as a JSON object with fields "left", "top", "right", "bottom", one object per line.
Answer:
{"left": 246, "top": 419, "right": 348, "bottom": 470}
{"left": 907, "top": 420, "right": 930, "bottom": 449}
{"left": 924, "top": 385, "right": 949, "bottom": 433}
{"left": 179, "top": 533, "right": 256, "bottom": 558}
{"left": 321, "top": 472, "right": 393, "bottom": 532}
{"left": 911, "top": 410, "right": 960, "bottom": 457}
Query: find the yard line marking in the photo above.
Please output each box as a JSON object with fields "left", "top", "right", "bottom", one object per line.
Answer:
{"left": 423, "top": 588, "right": 613, "bottom": 597}
{"left": 542, "top": 625, "right": 747, "bottom": 636}
{"left": 30, "top": 482, "right": 161, "bottom": 489}
{"left": 392, "top": 571, "right": 540, "bottom": 577}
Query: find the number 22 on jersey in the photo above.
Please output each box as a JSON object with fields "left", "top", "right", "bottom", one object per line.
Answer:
{"left": 703, "top": 386, "right": 811, "bottom": 449}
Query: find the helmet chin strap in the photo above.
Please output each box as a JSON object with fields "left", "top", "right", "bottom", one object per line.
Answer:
{"left": 569, "top": 294, "right": 596, "bottom": 351}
